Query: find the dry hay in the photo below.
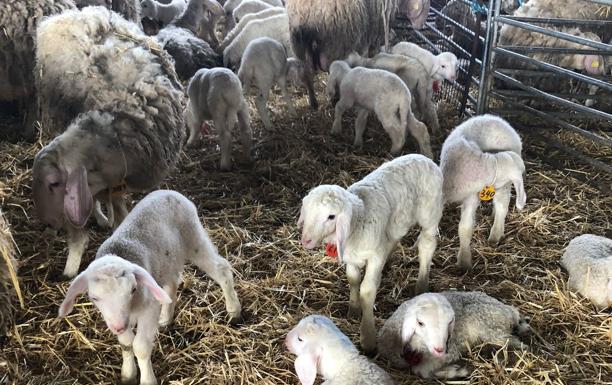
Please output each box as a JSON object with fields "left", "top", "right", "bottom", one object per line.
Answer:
{"left": 0, "top": 204, "right": 21, "bottom": 336}
{"left": 0, "top": 76, "right": 611, "bottom": 385}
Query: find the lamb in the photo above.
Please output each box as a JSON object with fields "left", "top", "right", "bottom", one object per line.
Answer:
{"left": 391, "top": 42, "right": 458, "bottom": 83}
{"left": 140, "top": 0, "right": 187, "bottom": 25}
{"left": 286, "top": 315, "right": 395, "bottom": 385}
{"left": 325, "top": 60, "right": 352, "bottom": 104}
{"left": 223, "top": 0, "right": 282, "bottom": 14}
{"left": 440, "top": 114, "right": 527, "bottom": 273}
{"left": 0, "top": 0, "right": 75, "bottom": 140}
{"left": 560, "top": 234, "right": 612, "bottom": 309}
{"left": 285, "top": 0, "right": 426, "bottom": 109}
{"left": 378, "top": 291, "right": 529, "bottom": 379}
{"left": 222, "top": 13, "right": 292, "bottom": 68}
{"left": 332, "top": 66, "right": 432, "bottom": 158}
{"left": 298, "top": 154, "right": 443, "bottom": 353}
{"left": 232, "top": 0, "right": 274, "bottom": 22}
{"left": 173, "top": 0, "right": 225, "bottom": 44}
{"left": 238, "top": 37, "right": 303, "bottom": 129}
{"left": 184, "top": 68, "right": 252, "bottom": 171}
{"left": 218, "top": 7, "right": 286, "bottom": 52}
{"left": 58, "top": 190, "right": 242, "bottom": 385}
{"left": 346, "top": 52, "right": 440, "bottom": 135}
{"left": 33, "top": 7, "right": 185, "bottom": 278}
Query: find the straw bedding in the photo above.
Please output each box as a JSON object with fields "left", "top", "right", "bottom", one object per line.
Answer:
{"left": 0, "top": 77, "right": 610, "bottom": 385}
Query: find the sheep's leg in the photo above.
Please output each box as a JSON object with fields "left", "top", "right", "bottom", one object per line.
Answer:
{"left": 406, "top": 112, "right": 433, "bottom": 159}
{"left": 278, "top": 76, "right": 296, "bottom": 115}
{"left": 433, "top": 364, "right": 470, "bottom": 379}
{"left": 346, "top": 263, "right": 362, "bottom": 319}
{"left": 63, "top": 225, "right": 88, "bottom": 278}
{"left": 215, "top": 111, "right": 233, "bottom": 171}
{"left": 93, "top": 199, "right": 111, "bottom": 228}
{"left": 303, "top": 52, "right": 318, "bottom": 109}
{"left": 134, "top": 306, "right": 160, "bottom": 385}
{"left": 112, "top": 195, "right": 129, "bottom": 230}
{"left": 415, "top": 226, "right": 437, "bottom": 294}
{"left": 457, "top": 196, "right": 479, "bottom": 273}
{"left": 159, "top": 280, "right": 178, "bottom": 327}
{"left": 237, "top": 103, "right": 252, "bottom": 161}
{"left": 353, "top": 108, "right": 369, "bottom": 148}
{"left": 332, "top": 97, "right": 351, "bottom": 135}
{"left": 255, "top": 88, "right": 272, "bottom": 130}
{"left": 585, "top": 84, "right": 598, "bottom": 107}
{"left": 117, "top": 329, "right": 137, "bottom": 385}
{"left": 359, "top": 260, "right": 384, "bottom": 354}
{"left": 190, "top": 229, "right": 242, "bottom": 324}
{"left": 488, "top": 185, "right": 511, "bottom": 245}
{"left": 185, "top": 106, "right": 201, "bottom": 148}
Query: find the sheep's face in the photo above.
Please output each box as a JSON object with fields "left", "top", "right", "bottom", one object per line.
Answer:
{"left": 298, "top": 186, "right": 346, "bottom": 250}
{"left": 402, "top": 294, "right": 455, "bottom": 359}
{"left": 435, "top": 52, "right": 458, "bottom": 82}
{"left": 32, "top": 150, "right": 66, "bottom": 230}
{"left": 140, "top": 0, "right": 155, "bottom": 19}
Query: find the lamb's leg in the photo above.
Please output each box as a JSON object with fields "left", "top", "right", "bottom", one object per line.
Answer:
{"left": 93, "top": 199, "right": 111, "bottom": 228}
{"left": 421, "top": 85, "right": 439, "bottom": 134}
{"left": 457, "top": 195, "right": 479, "bottom": 273}
{"left": 359, "top": 260, "right": 384, "bottom": 354}
{"left": 278, "top": 75, "right": 296, "bottom": 115}
{"left": 189, "top": 227, "right": 242, "bottom": 324}
{"left": 63, "top": 225, "right": 88, "bottom": 278}
{"left": 134, "top": 306, "right": 161, "bottom": 385}
{"left": 406, "top": 112, "right": 433, "bottom": 159}
{"left": 332, "top": 97, "right": 351, "bottom": 135}
{"left": 112, "top": 195, "right": 129, "bottom": 230}
{"left": 433, "top": 364, "right": 470, "bottom": 379}
{"left": 117, "top": 329, "right": 137, "bottom": 385}
{"left": 159, "top": 280, "right": 178, "bottom": 327}
{"left": 415, "top": 226, "right": 437, "bottom": 294}
{"left": 185, "top": 105, "right": 201, "bottom": 148}
{"left": 237, "top": 103, "right": 252, "bottom": 161}
{"left": 488, "top": 185, "right": 511, "bottom": 245}
{"left": 215, "top": 111, "right": 232, "bottom": 171}
{"left": 353, "top": 108, "right": 369, "bottom": 148}
{"left": 346, "top": 263, "right": 362, "bottom": 319}
{"left": 303, "top": 51, "right": 318, "bottom": 109}
{"left": 255, "top": 87, "right": 272, "bottom": 130}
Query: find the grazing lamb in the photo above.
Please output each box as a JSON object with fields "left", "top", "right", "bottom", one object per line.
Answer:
{"left": 140, "top": 0, "right": 187, "bottom": 25}
{"left": 440, "top": 114, "right": 526, "bottom": 273}
{"left": 184, "top": 68, "right": 252, "bottom": 171}
{"left": 286, "top": 315, "right": 395, "bottom": 385}
{"left": 332, "top": 66, "right": 432, "bottom": 157}
{"left": 561, "top": 234, "right": 612, "bottom": 309}
{"left": 285, "top": 0, "right": 427, "bottom": 109}
{"left": 222, "top": 13, "right": 292, "bottom": 68}
{"left": 298, "top": 154, "right": 443, "bottom": 353}
{"left": 33, "top": 7, "right": 185, "bottom": 278}
{"left": 238, "top": 37, "right": 303, "bottom": 129}
{"left": 218, "top": 7, "right": 286, "bottom": 51}
{"left": 325, "top": 60, "right": 352, "bottom": 104}
{"left": 378, "top": 292, "right": 529, "bottom": 379}
{"left": 232, "top": 0, "right": 274, "bottom": 22}
{"left": 0, "top": 0, "right": 75, "bottom": 140}
{"left": 58, "top": 190, "right": 242, "bottom": 385}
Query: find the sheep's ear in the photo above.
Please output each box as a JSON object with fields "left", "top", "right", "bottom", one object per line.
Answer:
{"left": 63, "top": 165, "right": 93, "bottom": 228}
{"left": 131, "top": 264, "right": 172, "bottom": 304}
{"left": 297, "top": 207, "right": 305, "bottom": 228}
{"left": 431, "top": 61, "right": 441, "bottom": 78}
{"left": 204, "top": 0, "right": 224, "bottom": 16}
{"left": 401, "top": 311, "right": 417, "bottom": 344}
{"left": 58, "top": 271, "right": 88, "bottom": 318}
{"left": 335, "top": 209, "right": 352, "bottom": 261}
{"left": 294, "top": 344, "right": 319, "bottom": 385}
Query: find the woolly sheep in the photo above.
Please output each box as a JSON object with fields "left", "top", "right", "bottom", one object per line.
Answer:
{"left": 33, "top": 7, "right": 185, "bottom": 278}
{"left": 74, "top": 0, "right": 142, "bottom": 24}
{"left": 347, "top": 52, "right": 440, "bottom": 135}
{"left": 173, "top": 0, "right": 224, "bottom": 43}
{"left": 140, "top": 0, "right": 187, "bottom": 25}
{"left": 184, "top": 68, "right": 252, "bottom": 171}
{"left": 298, "top": 154, "right": 443, "bottom": 353}
{"left": 440, "top": 114, "right": 526, "bottom": 273}
{"left": 285, "top": 0, "right": 426, "bottom": 109}
{"left": 156, "top": 25, "right": 222, "bottom": 80}
{"left": 218, "top": 7, "right": 286, "bottom": 52}
{"left": 232, "top": 0, "right": 274, "bottom": 22}
{"left": 391, "top": 42, "right": 458, "bottom": 82}
{"left": 58, "top": 190, "right": 242, "bottom": 385}
{"left": 223, "top": 0, "right": 282, "bottom": 14}
{"left": 0, "top": 0, "right": 75, "bottom": 140}
{"left": 561, "top": 234, "right": 612, "bottom": 308}
{"left": 333, "top": 66, "right": 432, "bottom": 157}
{"left": 222, "top": 13, "right": 292, "bottom": 68}
{"left": 378, "top": 291, "right": 529, "bottom": 379}
{"left": 286, "top": 315, "right": 395, "bottom": 385}
{"left": 238, "top": 37, "right": 302, "bottom": 129}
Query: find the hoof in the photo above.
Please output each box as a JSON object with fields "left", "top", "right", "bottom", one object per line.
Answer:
{"left": 229, "top": 313, "right": 243, "bottom": 326}
{"left": 456, "top": 261, "right": 472, "bottom": 275}
{"left": 347, "top": 305, "right": 361, "bottom": 320}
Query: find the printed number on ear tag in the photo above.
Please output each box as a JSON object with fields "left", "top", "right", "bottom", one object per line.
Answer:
{"left": 479, "top": 185, "right": 496, "bottom": 201}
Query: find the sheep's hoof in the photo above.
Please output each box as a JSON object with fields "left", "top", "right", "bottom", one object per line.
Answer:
{"left": 360, "top": 337, "right": 377, "bottom": 357}
{"left": 347, "top": 305, "right": 361, "bottom": 320}
{"left": 414, "top": 281, "right": 429, "bottom": 295}
{"left": 120, "top": 375, "right": 138, "bottom": 385}
{"left": 487, "top": 232, "right": 503, "bottom": 245}
{"left": 456, "top": 260, "right": 472, "bottom": 275}
{"left": 229, "top": 312, "right": 243, "bottom": 326}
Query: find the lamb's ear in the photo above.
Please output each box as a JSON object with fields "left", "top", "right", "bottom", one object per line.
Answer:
{"left": 294, "top": 344, "right": 320, "bottom": 385}
{"left": 401, "top": 309, "right": 417, "bottom": 344}
{"left": 297, "top": 207, "right": 305, "bottom": 228}
{"left": 58, "top": 270, "right": 88, "bottom": 318}
{"left": 131, "top": 264, "right": 172, "bottom": 304}
{"left": 335, "top": 208, "right": 352, "bottom": 261}
{"left": 431, "top": 61, "right": 441, "bottom": 79}
{"left": 63, "top": 165, "right": 93, "bottom": 228}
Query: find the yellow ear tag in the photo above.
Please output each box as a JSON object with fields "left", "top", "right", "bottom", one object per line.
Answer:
{"left": 413, "top": 3, "right": 420, "bottom": 10}
{"left": 591, "top": 60, "right": 600, "bottom": 68}
{"left": 479, "top": 185, "right": 496, "bottom": 201}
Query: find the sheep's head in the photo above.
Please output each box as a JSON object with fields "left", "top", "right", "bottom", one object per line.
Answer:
{"left": 401, "top": 293, "right": 455, "bottom": 360}
{"left": 434, "top": 52, "right": 458, "bottom": 82}
{"left": 58, "top": 255, "right": 172, "bottom": 335}
{"left": 298, "top": 185, "right": 352, "bottom": 261}
{"left": 400, "top": 0, "right": 431, "bottom": 29}
{"left": 139, "top": 0, "right": 156, "bottom": 19}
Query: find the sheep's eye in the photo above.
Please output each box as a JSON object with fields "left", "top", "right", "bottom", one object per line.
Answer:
{"left": 90, "top": 297, "right": 99, "bottom": 302}
{"left": 417, "top": 320, "right": 424, "bottom": 327}
{"left": 297, "top": 336, "right": 303, "bottom": 342}
{"left": 49, "top": 182, "right": 60, "bottom": 190}
{"left": 441, "top": 65, "right": 446, "bottom": 68}
{"left": 131, "top": 287, "right": 137, "bottom": 294}
{"left": 328, "top": 215, "right": 335, "bottom": 220}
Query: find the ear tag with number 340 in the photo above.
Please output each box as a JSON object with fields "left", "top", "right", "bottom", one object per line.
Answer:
{"left": 479, "top": 185, "right": 496, "bottom": 201}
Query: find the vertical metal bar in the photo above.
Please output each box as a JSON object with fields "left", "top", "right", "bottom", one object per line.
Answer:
{"left": 459, "top": 0, "right": 484, "bottom": 116}
{"left": 476, "top": 0, "right": 499, "bottom": 114}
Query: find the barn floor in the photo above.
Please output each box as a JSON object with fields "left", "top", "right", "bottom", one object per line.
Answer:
{"left": 0, "top": 76, "right": 610, "bottom": 385}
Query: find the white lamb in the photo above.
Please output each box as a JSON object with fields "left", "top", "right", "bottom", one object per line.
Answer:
{"left": 223, "top": 0, "right": 282, "bottom": 14}
{"left": 378, "top": 292, "right": 529, "bottom": 379}
{"left": 58, "top": 190, "right": 242, "bottom": 385}
{"left": 560, "top": 234, "right": 612, "bottom": 308}
{"left": 218, "top": 6, "right": 286, "bottom": 51}
{"left": 298, "top": 154, "right": 443, "bottom": 353}
{"left": 232, "top": 0, "right": 274, "bottom": 22}
{"left": 325, "top": 59, "right": 351, "bottom": 104}
{"left": 222, "top": 13, "right": 292, "bottom": 68}
{"left": 391, "top": 42, "right": 458, "bottom": 83}
{"left": 440, "top": 114, "right": 527, "bottom": 273}
{"left": 286, "top": 315, "right": 395, "bottom": 385}
{"left": 140, "top": 0, "right": 187, "bottom": 25}
{"left": 331, "top": 66, "right": 432, "bottom": 158}
{"left": 184, "top": 67, "right": 252, "bottom": 171}
{"left": 238, "top": 37, "right": 304, "bottom": 129}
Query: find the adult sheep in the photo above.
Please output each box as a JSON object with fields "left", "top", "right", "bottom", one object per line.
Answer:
{"left": 285, "top": 0, "right": 429, "bottom": 109}
{"left": 33, "top": 6, "right": 185, "bottom": 279}
{"left": 0, "top": 0, "right": 75, "bottom": 141}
